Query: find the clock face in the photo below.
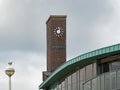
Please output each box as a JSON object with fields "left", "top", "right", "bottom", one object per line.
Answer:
{"left": 54, "top": 27, "right": 63, "bottom": 37}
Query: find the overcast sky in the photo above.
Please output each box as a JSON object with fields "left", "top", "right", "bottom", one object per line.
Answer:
{"left": 0, "top": 0, "right": 120, "bottom": 90}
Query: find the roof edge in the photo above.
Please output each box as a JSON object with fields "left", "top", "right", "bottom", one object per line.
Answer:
{"left": 39, "top": 43, "right": 120, "bottom": 89}
{"left": 46, "top": 15, "right": 67, "bottom": 24}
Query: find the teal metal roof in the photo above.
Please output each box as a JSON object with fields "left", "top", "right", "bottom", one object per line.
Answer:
{"left": 39, "top": 43, "right": 120, "bottom": 89}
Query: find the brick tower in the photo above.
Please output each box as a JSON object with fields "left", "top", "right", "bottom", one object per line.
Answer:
{"left": 46, "top": 15, "right": 66, "bottom": 72}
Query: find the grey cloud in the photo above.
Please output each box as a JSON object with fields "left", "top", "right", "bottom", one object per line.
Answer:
{"left": 66, "top": 0, "right": 115, "bottom": 59}
{"left": 0, "top": 0, "right": 44, "bottom": 52}
{"left": 0, "top": 1, "right": 120, "bottom": 90}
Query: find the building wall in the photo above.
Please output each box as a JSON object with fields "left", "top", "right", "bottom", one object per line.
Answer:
{"left": 49, "top": 63, "right": 96, "bottom": 90}
{"left": 49, "top": 54, "right": 120, "bottom": 90}
{"left": 83, "top": 70, "right": 120, "bottom": 90}
{"left": 46, "top": 16, "right": 66, "bottom": 72}
{"left": 39, "top": 44, "right": 120, "bottom": 90}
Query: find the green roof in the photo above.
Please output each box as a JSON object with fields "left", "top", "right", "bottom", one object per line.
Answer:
{"left": 39, "top": 43, "right": 120, "bottom": 89}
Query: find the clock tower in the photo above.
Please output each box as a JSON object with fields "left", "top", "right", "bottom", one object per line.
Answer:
{"left": 46, "top": 15, "right": 66, "bottom": 72}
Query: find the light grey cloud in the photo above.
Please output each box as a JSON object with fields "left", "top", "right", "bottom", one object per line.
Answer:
{"left": 0, "top": 0, "right": 44, "bottom": 52}
{"left": 66, "top": 0, "right": 120, "bottom": 59}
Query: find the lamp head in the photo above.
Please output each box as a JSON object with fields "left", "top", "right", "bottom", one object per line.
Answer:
{"left": 5, "top": 62, "right": 15, "bottom": 77}
{"left": 8, "top": 62, "right": 12, "bottom": 66}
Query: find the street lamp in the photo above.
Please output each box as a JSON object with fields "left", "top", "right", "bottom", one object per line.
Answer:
{"left": 5, "top": 62, "right": 15, "bottom": 90}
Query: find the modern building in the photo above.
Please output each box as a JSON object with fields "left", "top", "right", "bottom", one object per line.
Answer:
{"left": 39, "top": 15, "right": 120, "bottom": 90}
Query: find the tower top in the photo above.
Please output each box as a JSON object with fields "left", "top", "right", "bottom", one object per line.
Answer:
{"left": 46, "top": 15, "right": 67, "bottom": 24}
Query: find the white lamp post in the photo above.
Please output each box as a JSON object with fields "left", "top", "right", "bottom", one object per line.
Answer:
{"left": 5, "top": 62, "right": 15, "bottom": 90}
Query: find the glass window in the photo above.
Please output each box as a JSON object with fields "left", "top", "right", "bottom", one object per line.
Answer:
{"left": 80, "top": 68, "right": 85, "bottom": 81}
{"left": 86, "top": 64, "right": 93, "bottom": 81}
{"left": 76, "top": 70, "right": 80, "bottom": 90}
{"left": 104, "top": 73, "right": 110, "bottom": 90}
{"left": 117, "top": 70, "right": 120, "bottom": 89}
{"left": 65, "top": 78, "right": 67, "bottom": 90}
{"left": 110, "top": 61, "right": 120, "bottom": 71}
{"left": 110, "top": 72, "right": 116, "bottom": 89}
{"left": 101, "top": 58, "right": 120, "bottom": 73}
{"left": 61, "top": 80, "right": 65, "bottom": 90}
{"left": 83, "top": 81, "right": 91, "bottom": 90}
{"left": 92, "top": 78, "right": 97, "bottom": 90}
{"left": 100, "top": 74, "right": 104, "bottom": 90}
{"left": 97, "top": 76, "right": 100, "bottom": 90}
{"left": 80, "top": 68, "right": 85, "bottom": 90}
{"left": 102, "top": 63, "right": 109, "bottom": 73}
{"left": 67, "top": 75, "right": 71, "bottom": 90}
{"left": 72, "top": 72, "right": 77, "bottom": 90}
{"left": 93, "top": 63, "right": 96, "bottom": 77}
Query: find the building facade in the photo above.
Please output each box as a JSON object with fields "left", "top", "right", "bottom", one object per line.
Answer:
{"left": 42, "top": 15, "right": 66, "bottom": 81}
{"left": 46, "top": 15, "right": 66, "bottom": 72}
{"left": 39, "top": 15, "right": 120, "bottom": 90}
